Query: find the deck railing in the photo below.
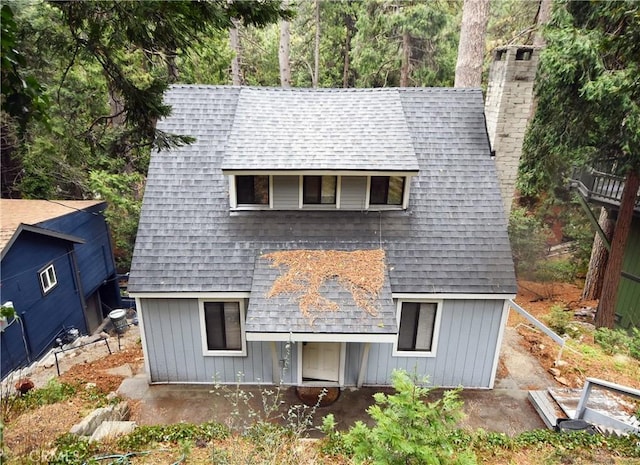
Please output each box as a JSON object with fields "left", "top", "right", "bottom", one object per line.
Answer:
{"left": 571, "top": 167, "right": 640, "bottom": 210}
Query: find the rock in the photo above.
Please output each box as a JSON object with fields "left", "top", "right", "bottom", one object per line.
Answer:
{"left": 548, "top": 368, "right": 561, "bottom": 377}
{"left": 555, "top": 376, "right": 570, "bottom": 386}
{"left": 90, "top": 421, "right": 137, "bottom": 442}
{"left": 554, "top": 360, "right": 568, "bottom": 368}
{"left": 70, "top": 401, "right": 130, "bottom": 436}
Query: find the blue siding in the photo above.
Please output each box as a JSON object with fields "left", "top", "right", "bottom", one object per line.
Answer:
{"left": 140, "top": 297, "right": 505, "bottom": 388}
{"left": 363, "top": 300, "right": 505, "bottom": 388}
{"left": 40, "top": 203, "right": 119, "bottom": 298}
{"left": 141, "top": 298, "right": 296, "bottom": 384}
{"left": 1, "top": 232, "right": 86, "bottom": 377}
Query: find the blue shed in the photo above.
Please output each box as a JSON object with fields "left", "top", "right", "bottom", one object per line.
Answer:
{"left": 0, "top": 200, "right": 122, "bottom": 378}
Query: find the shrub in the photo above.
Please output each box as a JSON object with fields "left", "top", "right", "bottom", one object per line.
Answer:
{"left": 508, "top": 207, "right": 552, "bottom": 278}
{"left": 335, "top": 369, "right": 477, "bottom": 465}
{"left": 546, "top": 305, "right": 580, "bottom": 338}
{"left": 595, "top": 327, "right": 640, "bottom": 361}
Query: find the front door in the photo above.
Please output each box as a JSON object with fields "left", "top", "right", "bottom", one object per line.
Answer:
{"left": 302, "top": 342, "right": 341, "bottom": 383}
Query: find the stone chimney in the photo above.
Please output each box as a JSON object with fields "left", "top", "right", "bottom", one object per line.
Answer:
{"left": 485, "top": 45, "right": 540, "bottom": 216}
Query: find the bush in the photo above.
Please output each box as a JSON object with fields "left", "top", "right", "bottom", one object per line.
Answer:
{"left": 595, "top": 327, "right": 640, "bottom": 361}
{"left": 508, "top": 207, "right": 552, "bottom": 278}
{"left": 546, "top": 305, "right": 580, "bottom": 338}
{"left": 333, "top": 369, "right": 477, "bottom": 465}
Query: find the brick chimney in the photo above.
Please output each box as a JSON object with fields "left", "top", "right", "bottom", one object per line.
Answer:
{"left": 485, "top": 45, "right": 540, "bottom": 216}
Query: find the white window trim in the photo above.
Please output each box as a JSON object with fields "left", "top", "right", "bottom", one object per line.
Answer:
{"left": 392, "top": 299, "right": 442, "bottom": 358}
{"left": 229, "top": 175, "right": 272, "bottom": 210}
{"left": 39, "top": 263, "right": 57, "bottom": 294}
{"left": 198, "top": 298, "right": 247, "bottom": 357}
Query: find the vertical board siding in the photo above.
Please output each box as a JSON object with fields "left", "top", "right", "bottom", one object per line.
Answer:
{"left": 340, "top": 176, "right": 367, "bottom": 210}
{"left": 363, "top": 300, "right": 504, "bottom": 388}
{"left": 141, "top": 298, "right": 298, "bottom": 383}
{"left": 272, "top": 176, "right": 300, "bottom": 209}
{"left": 141, "top": 298, "right": 504, "bottom": 387}
{"left": 616, "top": 217, "right": 640, "bottom": 329}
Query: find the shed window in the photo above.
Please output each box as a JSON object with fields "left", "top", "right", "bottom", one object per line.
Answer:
{"left": 303, "top": 176, "right": 337, "bottom": 204}
{"left": 201, "top": 301, "right": 246, "bottom": 355}
{"left": 370, "top": 176, "right": 404, "bottom": 205}
{"left": 236, "top": 175, "right": 269, "bottom": 205}
{"left": 395, "top": 301, "right": 440, "bottom": 356}
{"left": 39, "top": 264, "right": 57, "bottom": 294}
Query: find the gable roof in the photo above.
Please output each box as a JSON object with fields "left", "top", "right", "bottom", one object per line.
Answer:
{"left": 0, "top": 200, "right": 103, "bottom": 253}
{"left": 129, "top": 86, "right": 516, "bottom": 296}
{"left": 222, "top": 87, "right": 419, "bottom": 172}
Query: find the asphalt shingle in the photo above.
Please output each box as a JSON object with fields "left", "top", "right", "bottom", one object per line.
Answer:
{"left": 128, "top": 86, "right": 516, "bottom": 299}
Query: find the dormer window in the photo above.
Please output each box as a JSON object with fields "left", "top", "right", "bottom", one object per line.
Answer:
{"left": 303, "top": 176, "right": 337, "bottom": 205}
{"left": 236, "top": 175, "right": 269, "bottom": 205}
{"left": 370, "top": 176, "right": 405, "bottom": 205}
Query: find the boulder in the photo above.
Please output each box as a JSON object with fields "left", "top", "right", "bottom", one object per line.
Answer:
{"left": 70, "top": 401, "right": 130, "bottom": 436}
{"left": 90, "top": 421, "right": 137, "bottom": 442}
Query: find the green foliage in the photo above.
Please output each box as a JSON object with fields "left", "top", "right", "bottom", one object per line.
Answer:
{"left": 545, "top": 304, "right": 580, "bottom": 338}
{"left": 50, "top": 434, "right": 99, "bottom": 465}
{"left": 595, "top": 327, "right": 640, "bottom": 361}
{"left": 508, "top": 207, "right": 552, "bottom": 277}
{"left": 351, "top": 0, "right": 459, "bottom": 87}
{"left": 534, "top": 259, "right": 576, "bottom": 284}
{"left": 117, "top": 422, "right": 229, "bottom": 450}
{"left": 2, "top": 379, "right": 77, "bottom": 423}
{"left": 338, "top": 369, "right": 476, "bottom": 465}
{"left": 518, "top": 0, "right": 640, "bottom": 200}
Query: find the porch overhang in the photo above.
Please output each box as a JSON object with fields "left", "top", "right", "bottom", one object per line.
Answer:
{"left": 245, "top": 332, "right": 397, "bottom": 343}
{"left": 245, "top": 250, "right": 398, "bottom": 341}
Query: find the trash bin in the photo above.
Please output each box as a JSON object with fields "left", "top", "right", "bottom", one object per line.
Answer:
{"left": 108, "top": 309, "right": 128, "bottom": 334}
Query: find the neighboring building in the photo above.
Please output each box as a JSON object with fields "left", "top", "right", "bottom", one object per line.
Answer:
{"left": 128, "top": 86, "right": 516, "bottom": 388}
{"left": 485, "top": 45, "right": 540, "bottom": 216}
{"left": 0, "top": 200, "right": 121, "bottom": 377}
{"left": 571, "top": 166, "right": 640, "bottom": 329}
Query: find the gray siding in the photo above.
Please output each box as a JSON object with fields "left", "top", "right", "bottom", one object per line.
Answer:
{"left": 140, "top": 298, "right": 296, "bottom": 384}
{"left": 362, "top": 299, "right": 505, "bottom": 388}
{"left": 340, "top": 176, "right": 367, "bottom": 210}
{"left": 141, "top": 298, "right": 504, "bottom": 387}
{"left": 272, "top": 176, "right": 299, "bottom": 209}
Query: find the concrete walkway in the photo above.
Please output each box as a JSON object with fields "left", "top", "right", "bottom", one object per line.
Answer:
{"left": 117, "top": 328, "right": 549, "bottom": 436}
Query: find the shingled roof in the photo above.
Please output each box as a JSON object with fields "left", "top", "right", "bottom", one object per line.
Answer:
{"left": 129, "top": 86, "right": 516, "bottom": 298}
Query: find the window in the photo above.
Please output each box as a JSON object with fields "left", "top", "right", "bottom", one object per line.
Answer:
{"left": 303, "top": 176, "right": 337, "bottom": 204}
{"left": 201, "top": 301, "right": 245, "bottom": 355}
{"left": 39, "top": 264, "right": 57, "bottom": 294}
{"left": 395, "top": 301, "right": 439, "bottom": 355}
{"left": 236, "top": 175, "right": 269, "bottom": 205}
{"left": 370, "top": 176, "right": 405, "bottom": 205}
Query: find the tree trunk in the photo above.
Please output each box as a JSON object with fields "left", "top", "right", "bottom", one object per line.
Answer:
{"left": 313, "top": 0, "right": 320, "bottom": 88}
{"left": 454, "top": 0, "right": 490, "bottom": 88}
{"left": 596, "top": 168, "right": 640, "bottom": 328}
{"left": 166, "top": 51, "right": 179, "bottom": 83}
{"left": 533, "top": 0, "right": 553, "bottom": 47}
{"left": 279, "top": 18, "right": 291, "bottom": 88}
{"left": 342, "top": 12, "right": 354, "bottom": 88}
{"left": 581, "top": 207, "right": 614, "bottom": 300}
{"left": 400, "top": 29, "right": 410, "bottom": 87}
{"left": 229, "top": 19, "right": 242, "bottom": 86}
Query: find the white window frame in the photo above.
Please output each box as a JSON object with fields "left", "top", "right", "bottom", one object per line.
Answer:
{"left": 393, "top": 299, "right": 442, "bottom": 357}
{"left": 229, "top": 175, "right": 273, "bottom": 210}
{"left": 367, "top": 175, "right": 407, "bottom": 210}
{"left": 39, "top": 263, "right": 58, "bottom": 295}
{"left": 198, "top": 299, "right": 247, "bottom": 356}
